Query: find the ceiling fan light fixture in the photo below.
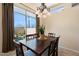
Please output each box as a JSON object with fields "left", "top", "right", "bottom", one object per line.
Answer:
{"left": 43, "top": 8, "right": 48, "bottom": 14}
{"left": 36, "top": 3, "right": 50, "bottom": 18}
{"left": 36, "top": 10, "right": 40, "bottom": 14}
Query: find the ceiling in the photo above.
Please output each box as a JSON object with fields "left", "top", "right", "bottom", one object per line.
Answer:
{"left": 23, "top": 3, "right": 57, "bottom": 11}
{"left": 32, "top": 3, "right": 56, "bottom": 7}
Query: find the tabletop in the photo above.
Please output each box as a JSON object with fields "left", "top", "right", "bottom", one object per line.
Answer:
{"left": 19, "top": 37, "right": 56, "bottom": 55}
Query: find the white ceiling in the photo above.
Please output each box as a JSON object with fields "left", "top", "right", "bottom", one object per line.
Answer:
{"left": 23, "top": 3, "right": 57, "bottom": 11}
{"left": 35, "top": 3, "right": 56, "bottom": 7}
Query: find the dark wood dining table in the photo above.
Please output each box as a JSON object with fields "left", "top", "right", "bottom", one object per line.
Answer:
{"left": 19, "top": 37, "right": 56, "bottom": 56}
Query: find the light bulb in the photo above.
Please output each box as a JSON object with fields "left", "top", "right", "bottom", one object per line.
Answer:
{"left": 36, "top": 10, "right": 40, "bottom": 14}
{"left": 43, "top": 9, "right": 48, "bottom": 14}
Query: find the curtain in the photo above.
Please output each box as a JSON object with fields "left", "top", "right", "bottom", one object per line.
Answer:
{"left": 36, "top": 15, "right": 40, "bottom": 37}
{"left": 2, "top": 3, "right": 14, "bottom": 52}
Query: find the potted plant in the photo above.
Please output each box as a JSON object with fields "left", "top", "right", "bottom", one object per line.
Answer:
{"left": 39, "top": 25, "right": 45, "bottom": 39}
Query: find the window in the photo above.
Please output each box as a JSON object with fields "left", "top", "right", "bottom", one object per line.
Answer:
{"left": 26, "top": 11, "right": 36, "bottom": 34}
{"left": 14, "top": 6, "right": 36, "bottom": 37}
{"left": 14, "top": 6, "right": 26, "bottom": 37}
{"left": 27, "top": 16, "right": 36, "bottom": 28}
{"left": 26, "top": 11, "right": 36, "bottom": 28}
{"left": 14, "top": 12, "right": 26, "bottom": 28}
{"left": 50, "top": 6, "right": 64, "bottom": 14}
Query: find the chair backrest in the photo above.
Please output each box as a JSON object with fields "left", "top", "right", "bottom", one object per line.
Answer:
{"left": 19, "top": 43, "right": 36, "bottom": 56}
{"left": 14, "top": 40, "right": 36, "bottom": 56}
{"left": 48, "top": 33, "right": 55, "bottom": 37}
{"left": 54, "top": 37, "right": 60, "bottom": 47}
{"left": 49, "top": 36, "right": 60, "bottom": 55}
{"left": 49, "top": 39, "right": 56, "bottom": 55}
{"left": 26, "top": 34, "right": 38, "bottom": 40}
{"left": 13, "top": 40, "right": 24, "bottom": 56}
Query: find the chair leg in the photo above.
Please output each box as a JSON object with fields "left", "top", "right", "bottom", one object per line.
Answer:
{"left": 52, "top": 48, "right": 55, "bottom": 56}
{"left": 53, "top": 47, "right": 58, "bottom": 56}
{"left": 52, "top": 48, "right": 58, "bottom": 56}
{"left": 56, "top": 49, "right": 58, "bottom": 56}
{"left": 52, "top": 50, "right": 55, "bottom": 56}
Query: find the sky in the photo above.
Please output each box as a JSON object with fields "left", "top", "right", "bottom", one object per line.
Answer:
{"left": 14, "top": 12, "right": 36, "bottom": 28}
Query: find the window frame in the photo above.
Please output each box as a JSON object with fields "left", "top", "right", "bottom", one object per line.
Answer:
{"left": 14, "top": 5, "right": 36, "bottom": 35}
{"left": 50, "top": 5, "right": 64, "bottom": 14}
{"left": 14, "top": 6, "right": 36, "bottom": 28}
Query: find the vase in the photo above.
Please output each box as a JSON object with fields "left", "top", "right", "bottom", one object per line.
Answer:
{"left": 40, "top": 34, "right": 44, "bottom": 40}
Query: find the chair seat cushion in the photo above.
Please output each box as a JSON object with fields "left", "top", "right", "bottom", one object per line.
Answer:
{"left": 24, "top": 50, "right": 36, "bottom": 56}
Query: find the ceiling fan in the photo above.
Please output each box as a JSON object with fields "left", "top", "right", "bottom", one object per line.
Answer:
{"left": 36, "top": 3, "right": 50, "bottom": 18}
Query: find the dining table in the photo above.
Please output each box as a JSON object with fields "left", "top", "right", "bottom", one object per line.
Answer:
{"left": 19, "top": 36, "right": 56, "bottom": 56}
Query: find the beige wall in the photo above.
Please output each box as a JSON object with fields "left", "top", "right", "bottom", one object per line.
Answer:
{"left": 0, "top": 4, "right": 2, "bottom": 52}
{"left": 42, "top": 4, "right": 79, "bottom": 52}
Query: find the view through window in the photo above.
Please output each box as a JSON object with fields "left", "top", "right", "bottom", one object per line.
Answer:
{"left": 14, "top": 6, "right": 36, "bottom": 39}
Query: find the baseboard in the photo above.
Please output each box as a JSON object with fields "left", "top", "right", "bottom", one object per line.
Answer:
{"left": 59, "top": 46, "right": 79, "bottom": 54}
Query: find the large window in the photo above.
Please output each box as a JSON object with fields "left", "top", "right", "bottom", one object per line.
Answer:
{"left": 26, "top": 11, "right": 36, "bottom": 34}
{"left": 50, "top": 5, "right": 64, "bottom": 14}
{"left": 26, "top": 11, "right": 36, "bottom": 28}
{"left": 14, "top": 11, "right": 26, "bottom": 28}
{"left": 14, "top": 6, "right": 36, "bottom": 37}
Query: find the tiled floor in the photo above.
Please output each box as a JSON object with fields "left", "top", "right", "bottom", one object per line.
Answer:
{"left": 0, "top": 50, "right": 16, "bottom": 56}
{"left": 58, "top": 47, "right": 79, "bottom": 56}
{"left": 0, "top": 47, "right": 79, "bottom": 56}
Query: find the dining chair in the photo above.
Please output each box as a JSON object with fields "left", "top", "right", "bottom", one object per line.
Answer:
{"left": 48, "top": 36, "right": 60, "bottom": 56}
{"left": 48, "top": 33, "right": 55, "bottom": 38}
{"left": 52, "top": 37, "right": 60, "bottom": 56}
{"left": 14, "top": 40, "right": 36, "bottom": 56}
{"left": 26, "top": 33, "right": 38, "bottom": 40}
{"left": 20, "top": 43, "right": 36, "bottom": 56}
{"left": 13, "top": 40, "right": 23, "bottom": 56}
